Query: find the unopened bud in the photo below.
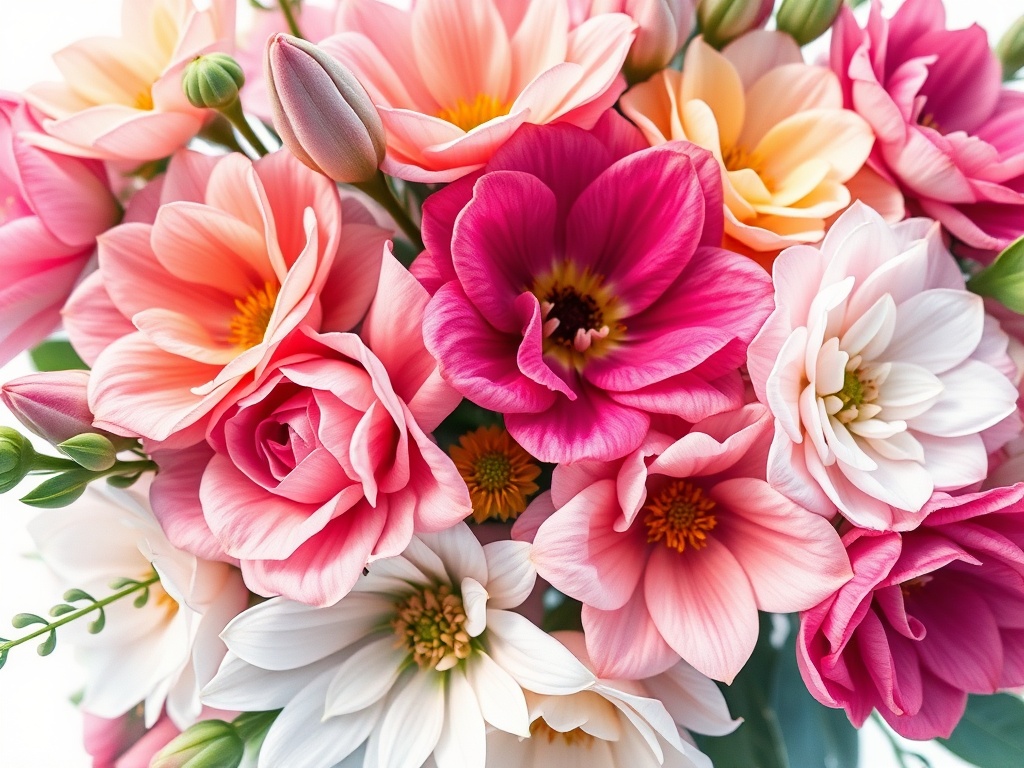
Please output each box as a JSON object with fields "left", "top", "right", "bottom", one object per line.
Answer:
{"left": 265, "top": 33, "right": 386, "bottom": 184}
{"left": 590, "top": 0, "right": 696, "bottom": 82}
{"left": 150, "top": 720, "right": 243, "bottom": 768}
{"left": 776, "top": 0, "right": 842, "bottom": 46}
{"left": 183, "top": 54, "right": 246, "bottom": 110}
{"left": 58, "top": 434, "right": 118, "bottom": 472}
{"left": 0, "top": 427, "right": 35, "bottom": 494}
{"left": 997, "top": 15, "right": 1024, "bottom": 81}
{"left": 697, "top": 0, "right": 773, "bottom": 48}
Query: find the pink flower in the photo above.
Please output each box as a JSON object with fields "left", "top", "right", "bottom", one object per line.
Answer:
{"left": 318, "top": 0, "right": 637, "bottom": 181}
{"left": 420, "top": 114, "right": 773, "bottom": 463}
{"left": 747, "top": 203, "right": 1019, "bottom": 530}
{"left": 798, "top": 485, "right": 1024, "bottom": 739}
{"left": 514, "top": 404, "right": 852, "bottom": 682}
{"left": 63, "top": 149, "right": 391, "bottom": 447}
{"left": 830, "top": 0, "right": 1024, "bottom": 256}
{"left": 0, "top": 94, "right": 119, "bottom": 365}
{"left": 23, "top": 0, "right": 235, "bottom": 162}
{"left": 151, "top": 256, "right": 470, "bottom": 606}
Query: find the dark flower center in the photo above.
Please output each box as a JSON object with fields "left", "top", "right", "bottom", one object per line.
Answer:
{"left": 543, "top": 286, "right": 605, "bottom": 350}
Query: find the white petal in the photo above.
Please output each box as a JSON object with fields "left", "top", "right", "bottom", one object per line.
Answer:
{"left": 874, "top": 362, "right": 943, "bottom": 415}
{"left": 466, "top": 650, "right": 530, "bottom": 737}
{"left": 202, "top": 651, "right": 341, "bottom": 711}
{"left": 766, "top": 431, "right": 836, "bottom": 518}
{"left": 863, "top": 430, "right": 924, "bottom": 463}
{"left": 376, "top": 671, "right": 446, "bottom": 768}
{"left": 765, "top": 326, "right": 809, "bottom": 442}
{"left": 600, "top": 684, "right": 686, "bottom": 754}
{"left": 367, "top": 553, "right": 432, "bottom": 585}
{"left": 434, "top": 669, "right": 485, "bottom": 768}
{"left": 324, "top": 636, "right": 406, "bottom": 718}
{"left": 462, "top": 577, "right": 489, "bottom": 638}
{"left": 822, "top": 411, "right": 876, "bottom": 471}
{"left": 484, "top": 610, "right": 596, "bottom": 695}
{"left": 848, "top": 419, "right": 909, "bottom": 442}
{"left": 918, "top": 432, "right": 988, "bottom": 490}
{"left": 839, "top": 293, "right": 896, "bottom": 360}
{"left": 800, "top": 383, "right": 833, "bottom": 465}
{"left": 641, "top": 661, "right": 739, "bottom": 737}
{"left": 887, "top": 289, "right": 984, "bottom": 374}
{"left": 813, "top": 337, "right": 847, "bottom": 395}
{"left": 839, "top": 445, "right": 933, "bottom": 513}
{"left": 417, "top": 523, "right": 488, "bottom": 586}
{"left": 483, "top": 540, "right": 537, "bottom": 610}
{"left": 399, "top": 536, "right": 449, "bottom": 584}
{"left": 907, "top": 360, "right": 1019, "bottom": 437}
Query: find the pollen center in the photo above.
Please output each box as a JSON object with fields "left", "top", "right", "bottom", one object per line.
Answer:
{"left": 134, "top": 88, "right": 155, "bottom": 111}
{"left": 823, "top": 354, "right": 883, "bottom": 425}
{"left": 532, "top": 262, "right": 624, "bottom": 365}
{"left": 392, "top": 584, "right": 471, "bottom": 670}
{"left": 530, "top": 718, "right": 595, "bottom": 748}
{"left": 450, "top": 426, "right": 542, "bottom": 523}
{"left": 228, "top": 281, "right": 279, "bottom": 350}
{"left": 436, "top": 94, "right": 511, "bottom": 132}
{"left": 644, "top": 480, "right": 717, "bottom": 553}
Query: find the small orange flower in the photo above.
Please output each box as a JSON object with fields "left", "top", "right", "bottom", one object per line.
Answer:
{"left": 450, "top": 426, "right": 541, "bottom": 523}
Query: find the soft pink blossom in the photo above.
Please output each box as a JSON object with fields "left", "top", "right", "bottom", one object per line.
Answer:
{"left": 83, "top": 707, "right": 234, "bottom": 768}
{"left": 747, "top": 203, "right": 1019, "bottom": 530}
{"left": 798, "top": 484, "right": 1024, "bottom": 739}
{"left": 63, "top": 149, "right": 391, "bottom": 448}
{"left": 420, "top": 114, "right": 773, "bottom": 463}
{"left": 151, "top": 255, "right": 469, "bottom": 606}
{"left": 319, "top": 0, "right": 637, "bottom": 181}
{"left": 830, "top": 0, "right": 1024, "bottom": 256}
{"left": 514, "top": 404, "right": 852, "bottom": 682}
{"left": 0, "top": 93, "right": 119, "bottom": 365}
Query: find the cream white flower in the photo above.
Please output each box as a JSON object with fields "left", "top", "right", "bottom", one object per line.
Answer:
{"left": 28, "top": 480, "right": 249, "bottom": 729}
{"left": 202, "top": 523, "right": 596, "bottom": 768}
{"left": 747, "top": 202, "right": 1020, "bottom": 530}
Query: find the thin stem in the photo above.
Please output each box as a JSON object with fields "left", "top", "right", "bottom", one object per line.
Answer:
{"left": 277, "top": 0, "right": 304, "bottom": 39}
{"left": 0, "top": 573, "right": 160, "bottom": 656}
{"left": 29, "top": 455, "right": 80, "bottom": 473}
{"left": 220, "top": 99, "right": 270, "bottom": 158}
{"left": 872, "top": 713, "right": 931, "bottom": 768}
{"left": 355, "top": 172, "right": 424, "bottom": 251}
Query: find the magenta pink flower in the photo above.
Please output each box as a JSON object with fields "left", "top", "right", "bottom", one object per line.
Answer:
{"left": 0, "top": 93, "right": 119, "bottom": 365}
{"left": 513, "top": 404, "right": 852, "bottom": 682}
{"left": 831, "top": 0, "right": 1024, "bottom": 256}
{"left": 151, "top": 256, "right": 470, "bottom": 606}
{"left": 420, "top": 113, "right": 773, "bottom": 463}
{"left": 798, "top": 484, "right": 1024, "bottom": 739}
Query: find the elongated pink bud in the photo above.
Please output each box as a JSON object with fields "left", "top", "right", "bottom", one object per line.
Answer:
{"left": 265, "top": 33, "right": 386, "bottom": 184}
{"left": 1, "top": 370, "right": 112, "bottom": 446}
{"left": 591, "top": 0, "right": 696, "bottom": 82}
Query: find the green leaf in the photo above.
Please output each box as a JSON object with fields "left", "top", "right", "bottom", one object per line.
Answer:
{"left": 107, "top": 472, "right": 143, "bottom": 489}
{"left": 967, "top": 236, "right": 1024, "bottom": 312}
{"left": 63, "top": 589, "right": 95, "bottom": 604}
{"left": 37, "top": 630, "right": 57, "bottom": 657}
{"left": 939, "top": 694, "right": 1024, "bottom": 768}
{"left": 19, "top": 469, "right": 96, "bottom": 508}
{"left": 29, "top": 340, "right": 87, "bottom": 372}
{"left": 11, "top": 613, "right": 48, "bottom": 629}
{"left": 49, "top": 604, "right": 76, "bottom": 618}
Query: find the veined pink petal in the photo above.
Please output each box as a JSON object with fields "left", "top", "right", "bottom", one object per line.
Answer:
{"left": 582, "top": 597, "right": 679, "bottom": 681}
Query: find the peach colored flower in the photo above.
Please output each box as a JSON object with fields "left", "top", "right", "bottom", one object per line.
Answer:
{"left": 319, "top": 0, "right": 637, "bottom": 182}
{"left": 24, "top": 0, "right": 236, "bottom": 162}
{"left": 621, "top": 31, "right": 875, "bottom": 260}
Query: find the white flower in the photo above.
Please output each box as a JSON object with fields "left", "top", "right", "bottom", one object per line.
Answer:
{"left": 202, "top": 523, "right": 596, "bottom": 768}
{"left": 747, "top": 203, "right": 1020, "bottom": 529}
{"left": 482, "top": 632, "right": 739, "bottom": 768}
{"left": 28, "top": 480, "right": 249, "bottom": 729}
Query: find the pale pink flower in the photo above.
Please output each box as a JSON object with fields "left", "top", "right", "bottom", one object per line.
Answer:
{"left": 0, "top": 94, "right": 119, "bottom": 365}
{"left": 150, "top": 256, "right": 469, "bottom": 606}
{"left": 202, "top": 523, "right": 597, "bottom": 768}
{"left": 318, "top": 0, "right": 637, "bottom": 181}
{"left": 514, "top": 404, "right": 851, "bottom": 682}
{"left": 748, "top": 203, "right": 1020, "bottom": 530}
{"left": 831, "top": 0, "right": 1024, "bottom": 257}
{"left": 798, "top": 485, "right": 1024, "bottom": 739}
{"left": 83, "top": 707, "right": 235, "bottom": 768}
{"left": 63, "top": 149, "right": 390, "bottom": 448}
{"left": 420, "top": 115, "right": 773, "bottom": 464}
{"left": 24, "top": 0, "right": 236, "bottom": 162}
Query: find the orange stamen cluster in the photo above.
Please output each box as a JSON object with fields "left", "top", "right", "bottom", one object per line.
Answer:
{"left": 228, "top": 281, "right": 279, "bottom": 350}
{"left": 644, "top": 480, "right": 718, "bottom": 553}
{"left": 391, "top": 584, "right": 471, "bottom": 670}
{"left": 437, "top": 94, "right": 512, "bottom": 132}
{"left": 450, "top": 425, "right": 541, "bottom": 523}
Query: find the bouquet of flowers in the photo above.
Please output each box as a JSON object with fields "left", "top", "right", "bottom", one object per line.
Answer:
{"left": 2, "top": 0, "right": 1024, "bottom": 765}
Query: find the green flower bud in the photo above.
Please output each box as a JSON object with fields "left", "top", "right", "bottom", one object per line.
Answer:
{"left": 151, "top": 720, "right": 244, "bottom": 768}
{"left": 0, "top": 427, "right": 35, "bottom": 494}
{"left": 697, "top": 0, "right": 773, "bottom": 49}
{"left": 968, "top": 235, "right": 1024, "bottom": 313}
{"left": 57, "top": 433, "right": 118, "bottom": 472}
{"left": 997, "top": 15, "right": 1024, "bottom": 81}
{"left": 182, "top": 54, "right": 246, "bottom": 110}
{"left": 776, "top": 0, "right": 843, "bottom": 46}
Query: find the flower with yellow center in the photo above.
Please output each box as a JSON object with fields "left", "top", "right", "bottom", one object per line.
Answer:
{"left": 644, "top": 480, "right": 718, "bottom": 553}
{"left": 451, "top": 425, "right": 542, "bottom": 523}
{"left": 226, "top": 282, "right": 280, "bottom": 350}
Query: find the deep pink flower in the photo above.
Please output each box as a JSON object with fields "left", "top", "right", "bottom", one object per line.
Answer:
{"left": 798, "top": 485, "right": 1024, "bottom": 739}
{"left": 420, "top": 113, "right": 773, "bottom": 463}
{"left": 514, "top": 404, "right": 852, "bottom": 682}
{"left": 151, "top": 256, "right": 470, "bottom": 606}
{"left": 0, "top": 93, "right": 119, "bottom": 365}
{"left": 830, "top": 0, "right": 1024, "bottom": 256}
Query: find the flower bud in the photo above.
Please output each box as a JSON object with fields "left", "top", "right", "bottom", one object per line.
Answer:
{"left": 697, "top": 0, "right": 773, "bottom": 48}
{"left": 0, "top": 427, "right": 35, "bottom": 494}
{"left": 182, "top": 53, "right": 246, "bottom": 110}
{"left": 590, "top": 0, "right": 696, "bottom": 82}
{"left": 776, "top": 0, "right": 842, "bottom": 46}
{"left": 997, "top": 15, "right": 1024, "bottom": 81}
{"left": 58, "top": 434, "right": 118, "bottom": 472}
{"left": 150, "top": 720, "right": 243, "bottom": 768}
{"left": 265, "top": 33, "right": 386, "bottom": 184}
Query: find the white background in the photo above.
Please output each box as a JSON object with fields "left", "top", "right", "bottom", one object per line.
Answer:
{"left": 0, "top": 1, "right": 1018, "bottom": 766}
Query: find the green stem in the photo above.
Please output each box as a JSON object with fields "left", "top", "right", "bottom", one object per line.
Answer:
{"left": 30, "top": 454, "right": 80, "bottom": 473}
{"left": 0, "top": 573, "right": 160, "bottom": 657}
{"left": 220, "top": 99, "right": 270, "bottom": 158}
{"left": 355, "top": 172, "right": 424, "bottom": 251}
{"left": 277, "top": 0, "right": 304, "bottom": 39}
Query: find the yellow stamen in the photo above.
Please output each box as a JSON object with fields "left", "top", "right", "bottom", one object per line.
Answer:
{"left": 227, "top": 281, "right": 279, "bottom": 350}
{"left": 134, "top": 89, "right": 154, "bottom": 111}
{"left": 450, "top": 426, "right": 541, "bottom": 523}
{"left": 436, "top": 94, "right": 512, "bottom": 132}
{"left": 644, "top": 480, "right": 717, "bottom": 553}
{"left": 392, "top": 584, "right": 471, "bottom": 670}
{"left": 530, "top": 718, "right": 595, "bottom": 748}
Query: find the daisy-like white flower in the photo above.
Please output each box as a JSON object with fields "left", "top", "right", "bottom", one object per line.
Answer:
{"left": 202, "top": 523, "right": 597, "bottom": 768}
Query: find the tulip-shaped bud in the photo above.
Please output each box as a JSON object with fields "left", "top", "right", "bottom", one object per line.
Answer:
{"left": 590, "top": 0, "right": 696, "bottom": 82}
{"left": 0, "top": 427, "right": 35, "bottom": 494}
{"left": 997, "top": 15, "right": 1024, "bottom": 81}
{"left": 150, "top": 720, "right": 243, "bottom": 768}
{"left": 776, "top": 0, "right": 842, "bottom": 46}
{"left": 697, "top": 0, "right": 773, "bottom": 48}
{"left": 57, "top": 434, "right": 118, "bottom": 472}
{"left": 182, "top": 53, "right": 246, "bottom": 111}
{"left": 265, "top": 33, "right": 386, "bottom": 184}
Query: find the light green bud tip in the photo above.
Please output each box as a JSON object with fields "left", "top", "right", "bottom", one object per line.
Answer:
{"left": 776, "top": 0, "right": 843, "bottom": 47}
{"left": 997, "top": 15, "right": 1024, "bottom": 81}
{"left": 57, "top": 433, "right": 118, "bottom": 472}
{"left": 0, "top": 427, "right": 35, "bottom": 493}
{"left": 182, "top": 53, "right": 246, "bottom": 110}
{"left": 151, "top": 720, "right": 244, "bottom": 768}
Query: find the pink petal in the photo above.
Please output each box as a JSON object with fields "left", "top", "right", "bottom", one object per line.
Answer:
{"left": 582, "top": 596, "right": 679, "bottom": 680}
